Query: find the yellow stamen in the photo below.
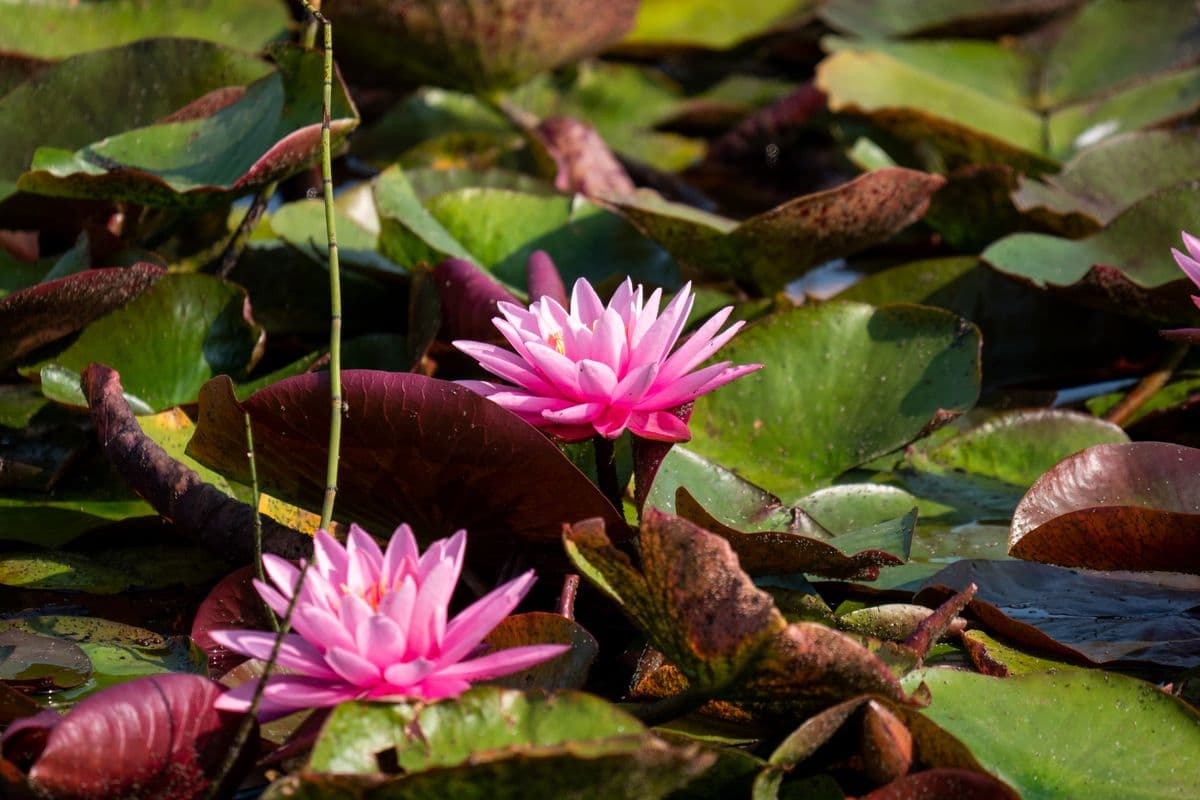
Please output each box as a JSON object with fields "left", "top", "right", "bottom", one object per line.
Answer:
{"left": 546, "top": 331, "right": 566, "bottom": 355}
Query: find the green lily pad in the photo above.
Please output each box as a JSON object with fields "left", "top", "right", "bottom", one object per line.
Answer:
{"left": 817, "top": 1, "right": 1200, "bottom": 168}
{"left": 23, "top": 273, "right": 264, "bottom": 412}
{"left": 269, "top": 199, "right": 405, "bottom": 281}
{"left": 1012, "top": 130, "right": 1200, "bottom": 231}
{"left": 0, "top": 616, "right": 206, "bottom": 705}
{"left": 0, "top": 0, "right": 289, "bottom": 60}
{"left": 982, "top": 183, "right": 1200, "bottom": 324}
{"left": 645, "top": 446, "right": 796, "bottom": 532}
{"left": 687, "top": 302, "right": 981, "bottom": 500}
{"left": 0, "top": 544, "right": 225, "bottom": 594}
{"left": 0, "top": 38, "right": 273, "bottom": 205}
{"left": 607, "top": 167, "right": 944, "bottom": 292}
{"left": 819, "top": 0, "right": 1077, "bottom": 38}
{"left": 623, "top": 0, "right": 817, "bottom": 50}
{"left": 17, "top": 44, "right": 359, "bottom": 208}
{"left": 901, "top": 668, "right": 1200, "bottom": 800}
{"left": 270, "top": 687, "right": 713, "bottom": 799}
{"left": 375, "top": 166, "right": 679, "bottom": 289}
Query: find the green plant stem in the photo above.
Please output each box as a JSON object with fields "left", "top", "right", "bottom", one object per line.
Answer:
{"left": 1104, "top": 342, "right": 1189, "bottom": 427}
{"left": 300, "top": 0, "right": 344, "bottom": 532}
{"left": 301, "top": 0, "right": 321, "bottom": 48}
{"left": 593, "top": 434, "right": 623, "bottom": 513}
{"left": 245, "top": 412, "right": 278, "bottom": 631}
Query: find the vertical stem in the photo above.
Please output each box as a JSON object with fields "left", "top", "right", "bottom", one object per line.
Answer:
{"left": 245, "top": 412, "right": 278, "bottom": 631}
{"left": 304, "top": 1, "right": 344, "bottom": 532}
{"left": 593, "top": 435, "right": 623, "bottom": 513}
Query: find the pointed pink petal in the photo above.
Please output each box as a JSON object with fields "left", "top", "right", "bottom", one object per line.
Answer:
{"left": 312, "top": 530, "right": 349, "bottom": 586}
{"left": 355, "top": 615, "right": 407, "bottom": 670}
{"left": 608, "top": 279, "right": 635, "bottom": 319}
{"left": 524, "top": 342, "right": 583, "bottom": 396}
{"left": 440, "top": 571, "right": 536, "bottom": 665}
{"left": 262, "top": 554, "right": 301, "bottom": 597}
{"left": 338, "top": 593, "right": 375, "bottom": 640}
{"left": 1173, "top": 247, "right": 1200, "bottom": 288}
{"left": 631, "top": 284, "right": 693, "bottom": 367}
{"left": 1184, "top": 230, "right": 1200, "bottom": 261}
{"left": 208, "top": 630, "right": 337, "bottom": 678}
{"left": 252, "top": 579, "right": 292, "bottom": 618}
{"left": 435, "top": 644, "right": 570, "bottom": 681}
{"left": 382, "top": 524, "right": 420, "bottom": 587}
{"left": 611, "top": 363, "right": 658, "bottom": 406}
{"left": 347, "top": 524, "right": 384, "bottom": 570}
{"left": 592, "top": 406, "right": 632, "bottom": 438}
{"left": 570, "top": 278, "right": 606, "bottom": 325}
{"left": 589, "top": 308, "right": 628, "bottom": 373}
{"left": 293, "top": 604, "right": 356, "bottom": 653}
{"left": 627, "top": 410, "right": 692, "bottom": 442}
{"left": 405, "top": 563, "right": 451, "bottom": 658}
{"left": 630, "top": 287, "right": 664, "bottom": 347}
{"left": 379, "top": 575, "right": 417, "bottom": 643}
{"left": 454, "top": 340, "right": 557, "bottom": 394}
{"left": 643, "top": 362, "right": 762, "bottom": 409}
{"left": 541, "top": 402, "right": 605, "bottom": 424}
{"left": 658, "top": 312, "right": 743, "bottom": 385}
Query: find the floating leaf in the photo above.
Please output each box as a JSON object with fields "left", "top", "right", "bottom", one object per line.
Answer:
{"left": 644, "top": 446, "right": 796, "bottom": 532}
{"left": 1012, "top": 130, "right": 1200, "bottom": 231}
{"left": 327, "top": 0, "right": 641, "bottom": 92}
{"left": 0, "top": 0, "right": 289, "bottom": 60}
{"left": 187, "top": 371, "right": 625, "bottom": 559}
{"left": 17, "top": 44, "right": 359, "bottom": 208}
{"left": 983, "top": 183, "right": 1200, "bottom": 324}
{"left": 271, "top": 687, "right": 713, "bottom": 799}
{"left": 190, "top": 566, "right": 269, "bottom": 678}
{"left": 23, "top": 273, "right": 263, "bottom": 412}
{"left": 901, "top": 668, "right": 1200, "bottom": 800}
{"left": 0, "top": 265, "right": 162, "bottom": 370}
{"left": 820, "top": 0, "right": 1076, "bottom": 38}
{"left": 0, "top": 631, "right": 90, "bottom": 692}
{"left": 1010, "top": 441, "right": 1200, "bottom": 573}
{"left": 0, "top": 544, "right": 225, "bottom": 594}
{"left": 607, "top": 168, "right": 944, "bottom": 292}
{"left": 917, "top": 559, "right": 1200, "bottom": 667}
{"left": 859, "top": 769, "right": 1018, "bottom": 800}
{"left": 624, "top": 0, "right": 817, "bottom": 50}
{"left": 688, "top": 302, "right": 981, "bottom": 500}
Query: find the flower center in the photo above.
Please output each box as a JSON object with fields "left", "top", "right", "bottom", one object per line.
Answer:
{"left": 344, "top": 578, "right": 389, "bottom": 611}
{"left": 546, "top": 330, "right": 566, "bottom": 355}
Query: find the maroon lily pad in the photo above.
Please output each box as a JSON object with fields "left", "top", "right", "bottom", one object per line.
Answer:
{"left": 859, "top": 768, "right": 1019, "bottom": 800}
{"left": 1010, "top": 441, "right": 1200, "bottom": 573}
{"left": 0, "top": 264, "right": 162, "bottom": 369}
{"left": 187, "top": 371, "right": 626, "bottom": 560}
{"left": 432, "top": 257, "right": 519, "bottom": 342}
{"left": 190, "top": 566, "right": 272, "bottom": 678}
{"left": 8, "top": 673, "right": 254, "bottom": 800}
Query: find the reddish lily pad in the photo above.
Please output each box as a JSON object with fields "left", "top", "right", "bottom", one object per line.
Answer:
{"left": 187, "top": 371, "right": 626, "bottom": 559}
{"left": 1010, "top": 441, "right": 1200, "bottom": 573}
{"left": 0, "top": 264, "right": 162, "bottom": 369}
{"left": 11, "top": 674, "right": 254, "bottom": 800}
{"left": 190, "top": 566, "right": 270, "bottom": 678}
{"left": 327, "top": 0, "right": 640, "bottom": 93}
{"left": 482, "top": 612, "right": 599, "bottom": 691}
{"left": 606, "top": 167, "right": 945, "bottom": 293}
{"left": 0, "top": 631, "right": 91, "bottom": 692}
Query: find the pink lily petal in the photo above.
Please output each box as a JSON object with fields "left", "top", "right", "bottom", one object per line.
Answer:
{"left": 440, "top": 571, "right": 536, "bottom": 665}
{"left": 1184, "top": 230, "right": 1200, "bottom": 261}
{"left": 326, "top": 646, "right": 382, "bottom": 686}
{"left": 436, "top": 644, "right": 571, "bottom": 681}
{"left": 208, "top": 630, "right": 336, "bottom": 679}
{"left": 570, "top": 277, "right": 606, "bottom": 325}
{"left": 628, "top": 410, "right": 692, "bottom": 441}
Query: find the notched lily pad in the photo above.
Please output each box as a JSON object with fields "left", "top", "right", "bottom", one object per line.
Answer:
{"left": 605, "top": 167, "right": 944, "bottom": 293}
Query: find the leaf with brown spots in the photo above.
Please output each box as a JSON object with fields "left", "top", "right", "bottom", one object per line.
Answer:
{"left": 675, "top": 487, "right": 906, "bottom": 579}
{"left": 604, "top": 168, "right": 945, "bottom": 292}
{"left": 1010, "top": 441, "right": 1200, "bottom": 573}
{"left": 564, "top": 511, "right": 786, "bottom": 691}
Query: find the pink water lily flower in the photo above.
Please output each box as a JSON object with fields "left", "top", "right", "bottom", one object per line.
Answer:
{"left": 1172, "top": 230, "right": 1200, "bottom": 308}
{"left": 212, "top": 524, "right": 567, "bottom": 720}
{"left": 454, "top": 278, "right": 762, "bottom": 441}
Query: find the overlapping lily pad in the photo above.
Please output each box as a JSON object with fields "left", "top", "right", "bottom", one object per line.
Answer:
{"left": 983, "top": 183, "right": 1200, "bottom": 323}
{"left": 22, "top": 273, "right": 264, "bottom": 412}
{"left": 819, "top": 0, "right": 1076, "bottom": 38}
{"left": 816, "top": 1, "right": 1200, "bottom": 168}
{"left": 16, "top": 44, "right": 359, "bottom": 208}
{"left": 622, "top": 0, "right": 817, "bottom": 50}
{"left": 269, "top": 687, "right": 713, "bottom": 799}
{"left": 687, "top": 302, "right": 981, "bottom": 501}
{"left": 606, "top": 167, "right": 944, "bottom": 292}
{"left": 375, "top": 165, "right": 679, "bottom": 289}
{"left": 186, "top": 371, "right": 626, "bottom": 557}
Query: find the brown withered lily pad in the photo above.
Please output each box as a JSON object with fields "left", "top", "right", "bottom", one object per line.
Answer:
{"left": 674, "top": 487, "right": 907, "bottom": 580}
{"left": 603, "top": 167, "right": 944, "bottom": 293}
{"left": 1010, "top": 441, "right": 1200, "bottom": 573}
